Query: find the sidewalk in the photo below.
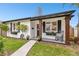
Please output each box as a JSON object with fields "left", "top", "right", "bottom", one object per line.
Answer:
{"left": 10, "top": 40, "right": 37, "bottom": 56}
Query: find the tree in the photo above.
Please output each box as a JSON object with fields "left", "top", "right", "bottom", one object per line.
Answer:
{"left": 0, "top": 23, "right": 8, "bottom": 55}
{"left": 0, "top": 23, "right": 9, "bottom": 36}
{"left": 16, "top": 24, "right": 27, "bottom": 32}
{"left": 0, "top": 24, "right": 9, "bottom": 32}
{"left": 72, "top": 3, "right": 79, "bottom": 7}
{"left": 16, "top": 24, "right": 28, "bottom": 39}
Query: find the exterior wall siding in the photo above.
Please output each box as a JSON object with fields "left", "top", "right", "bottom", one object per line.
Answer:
{"left": 6, "top": 17, "right": 67, "bottom": 44}
{"left": 7, "top": 20, "right": 31, "bottom": 39}
{"left": 42, "top": 17, "right": 65, "bottom": 43}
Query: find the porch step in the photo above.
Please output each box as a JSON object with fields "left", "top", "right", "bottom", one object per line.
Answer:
{"left": 30, "top": 38, "right": 39, "bottom": 40}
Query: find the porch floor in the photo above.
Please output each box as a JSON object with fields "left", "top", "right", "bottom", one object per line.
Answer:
{"left": 31, "top": 38, "right": 64, "bottom": 44}
{"left": 42, "top": 38, "right": 65, "bottom": 44}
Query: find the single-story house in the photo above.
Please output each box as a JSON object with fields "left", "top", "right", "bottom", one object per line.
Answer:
{"left": 2, "top": 10, "right": 75, "bottom": 44}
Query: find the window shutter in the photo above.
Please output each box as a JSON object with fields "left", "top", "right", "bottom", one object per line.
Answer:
{"left": 43, "top": 22, "right": 45, "bottom": 32}
{"left": 13, "top": 23, "right": 15, "bottom": 31}
{"left": 18, "top": 22, "right": 20, "bottom": 32}
{"left": 10, "top": 23, "right": 12, "bottom": 32}
{"left": 58, "top": 20, "right": 61, "bottom": 33}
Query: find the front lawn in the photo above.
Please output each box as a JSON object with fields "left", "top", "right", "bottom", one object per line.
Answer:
{"left": 27, "top": 41, "right": 79, "bottom": 56}
{"left": 0, "top": 36, "right": 27, "bottom": 56}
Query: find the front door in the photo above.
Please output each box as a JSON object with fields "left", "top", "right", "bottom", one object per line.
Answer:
{"left": 37, "top": 24, "right": 40, "bottom": 37}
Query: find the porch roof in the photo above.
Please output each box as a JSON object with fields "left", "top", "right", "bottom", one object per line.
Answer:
{"left": 2, "top": 10, "right": 75, "bottom": 23}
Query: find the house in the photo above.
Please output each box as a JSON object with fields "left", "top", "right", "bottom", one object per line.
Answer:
{"left": 2, "top": 10, "right": 75, "bottom": 44}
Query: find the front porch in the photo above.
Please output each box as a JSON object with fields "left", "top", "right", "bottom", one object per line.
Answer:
{"left": 31, "top": 32, "right": 64, "bottom": 44}
{"left": 31, "top": 38, "right": 65, "bottom": 44}
{"left": 29, "top": 10, "right": 75, "bottom": 44}
{"left": 30, "top": 17, "right": 65, "bottom": 44}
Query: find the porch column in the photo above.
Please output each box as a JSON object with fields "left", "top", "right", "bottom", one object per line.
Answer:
{"left": 65, "top": 15, "right": 71, "bottom": 44}
{"left": 39, "top": 19, "right": 42, "bottom": 41}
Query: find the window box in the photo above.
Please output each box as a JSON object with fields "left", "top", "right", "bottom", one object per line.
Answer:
{"left": 11, "top": 31, "right": 18, "bottom": 35}
{"left": 46, "top": 32, "right": 56, "bottom": 36}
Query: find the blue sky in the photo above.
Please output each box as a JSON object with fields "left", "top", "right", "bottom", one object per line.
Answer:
{"left": 0, "top": 3, "right": 79, "bottom": 27}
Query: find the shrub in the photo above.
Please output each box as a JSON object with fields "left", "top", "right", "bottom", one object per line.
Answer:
{"left": 26, "top": 35, "right": 29, "bottom": 40}
{"left": 20, "top": 34, "right": 24, "bottom": 39}
{"left": 0, "top": 24, "right": 9, "bottom": 32}
{"left": 69, "top": 37, "right": 74, "bottom": 41}
{"left": 74, "top": 37, "right": 79, "bottom": 44}
{"left": 0, "top": 36, "right": 4, "bottom": 54}
{"left": 37, "top": 36, "right": 42, "bottom": 41}
{"left": 16, "top": 24, "right": 28, "bottom": 39}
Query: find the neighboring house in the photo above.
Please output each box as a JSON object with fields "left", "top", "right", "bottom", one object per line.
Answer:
{"left": 74, "top": 27, "right": 77, "bottom": 37}
{"left": 74, "top": 22, "right": 79, "bottom": 38}
{"left": 74, "top": 14, "right": 79, "bottom": 38}
{"left": 2, "top": 10, "right": 75, "bottom": 44}
{"left": 69, "top": 26, "right": 74, "bottom": 38}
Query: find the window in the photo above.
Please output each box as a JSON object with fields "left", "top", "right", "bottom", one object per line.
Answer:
{"left": 58, "top": 20, "right": 61, "bottom": 33}
{"left": 52, "top": 22, "right": 57, "bottom": 31}
{"left": 45, "top": 22, "right": 51, "bottom": 32}
{"left": 10, "top": 22, "right": 20, "bottom": 34}
{"left": 43, "top": 22, "right": 45, "bottom": 32}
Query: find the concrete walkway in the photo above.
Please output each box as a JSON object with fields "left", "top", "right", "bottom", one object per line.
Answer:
{"left": 11, "top": 40, "right": 37, "bottom": 56}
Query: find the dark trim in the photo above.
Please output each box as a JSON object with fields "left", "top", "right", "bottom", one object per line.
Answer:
{"left": 3, "top": 17, "right": 31, "bottom": 23}
{"left": 37, "top": 24, "right": 40, "bottom": 37}
{"left": 10, "top": 23, "right": 12, "bottom": 33}
{"left": 2, "top": 10, "right": 75, "bottom": 23}
{"left": 58, "top": 20, "right": 61, "bottom": 33}
{"left": 13, "top": 23, "right": 15, "bottom": 31}
{"left": 65, "top": 15, "right": 71, "bottom": 44}
{"left": 18, "top": 22, "right": 20, "bottom": 32}
{"left": 43, "top": 22, "right": 45, "bottom": 32}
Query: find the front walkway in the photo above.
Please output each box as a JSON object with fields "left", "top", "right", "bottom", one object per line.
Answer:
{"left": 10, "top": 40, "right": 37, "bottom": 56}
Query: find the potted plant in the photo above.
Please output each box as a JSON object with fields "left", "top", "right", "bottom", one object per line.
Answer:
{"left": 26, "top": 35, "right": 29, "bottom": 40}
{"left": 37, "top": 35, "right": 42, "bottom": 41}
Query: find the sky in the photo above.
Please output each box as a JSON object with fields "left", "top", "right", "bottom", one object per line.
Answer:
{"left": 0, "top": 3, "right": 79, "bottom": 27}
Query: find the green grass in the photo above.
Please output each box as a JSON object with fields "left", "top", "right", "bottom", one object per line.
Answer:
{"left": 27, "top": 42, "right": 78, "bottom": 56}
{"left": 0, "top": 36, "right": 27, "bottom": 55}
